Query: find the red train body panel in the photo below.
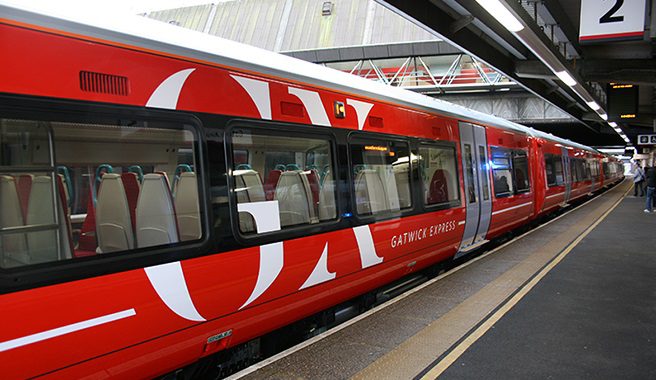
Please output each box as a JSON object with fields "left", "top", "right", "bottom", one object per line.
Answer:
{"left": 0, "top": 4, "right": 624, "bottom": 379}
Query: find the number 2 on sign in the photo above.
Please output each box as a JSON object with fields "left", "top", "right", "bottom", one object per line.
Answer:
{"left": 600, "top": 0, "right": 624, "bottom": 24}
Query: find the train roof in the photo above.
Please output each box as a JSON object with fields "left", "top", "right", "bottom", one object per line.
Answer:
{"left": 2, "top": 1, "right": 599, "bottom": 154}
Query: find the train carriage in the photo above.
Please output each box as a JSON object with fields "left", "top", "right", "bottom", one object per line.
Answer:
{"left": 0, "top": 2, "right": 623, "bottom": 378}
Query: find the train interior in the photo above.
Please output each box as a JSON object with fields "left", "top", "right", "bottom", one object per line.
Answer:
{"left": 1, "top": 117, "right": 624, "bottom": 270}
{"left": 231, "top": 130, "right": 462, "bottom": 235}
{"left": 0, "top": 118, "right": 201, "bottom": 268}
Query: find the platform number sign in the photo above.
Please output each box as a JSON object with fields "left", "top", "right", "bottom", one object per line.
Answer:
{"left": 637, "top": 135, "right": 656, "bottom": 145}
{"left": 579, "top": 0, "right": 647, "bottom": 43}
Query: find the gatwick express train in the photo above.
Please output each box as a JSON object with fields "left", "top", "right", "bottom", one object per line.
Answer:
{"left": 0, "top": 2, "right": 623, "bottom": 378}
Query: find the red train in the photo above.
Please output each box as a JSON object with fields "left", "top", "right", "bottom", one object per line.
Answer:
{"left": 0, "top": 2, "right": 623, "bottom": 378}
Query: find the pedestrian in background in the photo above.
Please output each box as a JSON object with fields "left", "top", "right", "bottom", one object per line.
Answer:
{"left": 633, "top": 161, "right": 645, "bottom": 197}
{"left": 644, "top": 166, "right": 656, "bottom": 213}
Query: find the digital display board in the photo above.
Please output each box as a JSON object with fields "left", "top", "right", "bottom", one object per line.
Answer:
{"left": 607, "top": 83, "right": 638, "bottom": 118}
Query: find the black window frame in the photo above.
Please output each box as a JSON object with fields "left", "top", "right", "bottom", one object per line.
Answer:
{"left": 544, "top": 153, "right": 564, "bottom": 188}
{"left": 225, "top": 120, "right": 341, "bottom": 245}
{"left": 417, "top": 140, "right": 461, "bottom": 210}
{"left": 347, "top": 131, "right": 414, "bottom": 222}
{"left": 511, "top": 149, "right": 530, "bottom": 194}
{"left": 0, "top": 95, "right": 212, "bottom": 293}
{"left": 490, "top": 146, "right": 531, "bottom": 197}
{"left": 490, "top": 146, "right": 513, "bottom": 198}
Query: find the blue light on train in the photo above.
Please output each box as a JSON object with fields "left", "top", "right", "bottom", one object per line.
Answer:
{"left": 342, "top": 212, "right": 353, "bottom": 218}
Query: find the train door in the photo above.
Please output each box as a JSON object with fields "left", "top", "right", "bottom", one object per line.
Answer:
{"left": 561, "top": 147, "right": 571, "bottom": 204}
{"left": 456, "top": 122, "right": 492, "bottom": 257}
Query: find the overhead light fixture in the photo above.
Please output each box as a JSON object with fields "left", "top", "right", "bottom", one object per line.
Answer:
{"left": 608, "top": 122, "right": 618, "bottom": 127}
{"left": 475, "top": 0, "right": 524, "bottom": 32}
{"left": 599, "top": 113, "right": 608, "bottom": 121}
{"left": 587, "top": 101, "right": 601, "bottom": 111}
{"left": 555, "top": 71, "right": 577, "bottom": 87}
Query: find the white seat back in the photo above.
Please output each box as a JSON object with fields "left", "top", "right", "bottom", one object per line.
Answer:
{"left": 275, "top": 171, "right": 312, "bottom": 227}
{"left": 136, "top": 173, "right": 179, "bottom": 247}
{"left": 1, "top": 176, "right": 28, "bottom": 266}
{"left": 393, "top": 164, "right": 410, "bottom": 209}
{"left": 174, "top": 172, "right": 201, "bottom": 241}
{"left": 26, "top": 176, "right": 60, "bottom": 263}
{"left": 234, "top": 169, "right": 265, "bottom": 233}
{"left": 355, "top": 169, "right": 389, "bottom": 214}
{"left": 318, "top": 171, "right": 336, "bottom": 221}
{"left": 96, "top": 173, "right": 134, "bottom": 253}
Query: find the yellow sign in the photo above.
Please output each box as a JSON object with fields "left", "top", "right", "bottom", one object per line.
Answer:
{"left": 364, "top": 145, "right": 388, "bottom": 152}
{"left": 611, "top": 84, "right": 634, "bottom": 89}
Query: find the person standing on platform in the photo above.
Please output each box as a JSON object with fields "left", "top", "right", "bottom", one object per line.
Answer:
{"left": 633, "top": 162, "right": 645, "bottom": 197}
{"left": 644, "top": 166, "right": 656, "bottom": 213}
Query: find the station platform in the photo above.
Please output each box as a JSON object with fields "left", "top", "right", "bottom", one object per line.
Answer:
{"left": 231, "top": 179, "right": 656, "bottom": 379}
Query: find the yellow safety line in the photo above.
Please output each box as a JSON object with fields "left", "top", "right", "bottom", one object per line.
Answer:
{"left": 421, "top": 183, "right": 631, "bottom": 379}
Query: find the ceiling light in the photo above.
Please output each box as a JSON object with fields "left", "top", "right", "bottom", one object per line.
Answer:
{"left": 475, "top": 0, "right": 524, "bottom": 32}
{"left": 609, "top": 122, "right": 618, "bottom": 127}
{"left": 599, "top": 113, "right": 608, "bottom": 121}
{"left": 586, "top": 101, "right": 601, "bottom": 111}
{"left": 555, "top": 71, "right": 577, "bottom": 87}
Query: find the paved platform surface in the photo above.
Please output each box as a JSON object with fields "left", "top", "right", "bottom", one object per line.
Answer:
{"left": 234, "top": 180, "right": 656, "bottom": 379}
{"left": 439, "top": 186, "right": 656, "bottom": 379}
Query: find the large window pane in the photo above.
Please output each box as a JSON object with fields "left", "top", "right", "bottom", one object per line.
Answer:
{"left": 418, "top": 144, "right": 459, "bottom": 206}
{"left": 231, "top": 129, "right": 336, "bottom": 233}
{"left": 1, "top": 117, "right": 202, "bottom": 269}
{"left": 463, "top": 144, "right": 477, "bottom": 203}
{"left": 512, "top": 151, "right": 530, "bottom": 192}
{"left": 478, "top": 146, "right": 490, "bottom": 201}
{"left": 491, "top": 147, "right": 513, "bottom": 197}
{"left": 545, "top": 154, "right": 564, "bottom": 187}
{"left": 350, "top": 138, "right": 411, "bottom": 216}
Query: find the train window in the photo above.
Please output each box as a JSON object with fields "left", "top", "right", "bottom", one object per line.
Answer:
{"left": 230, "top": 129, "right": 336, "bottom": 233}
{"left": 463, "top": 144, "right": 477, "bottom": 203}
{"left": 0, "top": 117, "right": 202, "bottom": 269}
{"left": 490, "top": 147, "right": 513, "bottom": 197}
{"left": 512, "top": 150, "right": 530, "bottom": 193}
{"left": 478, "top": 146, "right": 490, "bottom": 201}
{"left": 571, "top": 158, "right": 588, "bottom": 182}
{"left": 349, "top": 137, "right": 411, "bottom": 216}
{"left": 589, "top": 159, "right": 599, "bottom": 179}
{"left": 544, "top": 154, "right": 564, "bottom": 187}
{"left": 418, "top": 144, "right": 459, "bottom": 206}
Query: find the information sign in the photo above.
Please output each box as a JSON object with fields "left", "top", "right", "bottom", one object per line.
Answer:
{"left": 579, "top": 0, "right": 647, "bottom": 43}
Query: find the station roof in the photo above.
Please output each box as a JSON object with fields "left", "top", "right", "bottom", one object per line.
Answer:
{"left": 379, "top": 0, "right": 655, "bottom": 149}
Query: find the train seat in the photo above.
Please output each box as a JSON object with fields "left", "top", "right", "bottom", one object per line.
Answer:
{"left": 76, "top": 186, "right": 98, "bottom": 255}
{"left": 174, "top": 172, "right": 201, "bottom": 241}
{"left": 235, "top": 169, "right": 266, "bottom": 233}
{"left": 136, "top": 173, "right": 179, "bottom": 247}
{"left": 318, "top": 170, "right": 336, "bottom": 221}
{"left": 304, "top": 169, "right": 321, "bottom": 205}
{"left": 394, "top": 167, "right": 411, "bottom": 208}
{"left": 27, "top": 176, "right": 72, "bottom": 263}
{"left": 264, "top": 169, "right": 282, "bottom": 201}
{"left": 96, "top": 173, "right": 134, "bottom": 253}
{"left": 355, "top": 169, "right": 389, "bottom": 214}
{"left": 0, "top": 175, "right": 28, "bottom": 266}
{"left": 55, "top": 175, "right": 75, "bottom": 259}
{"left": 275, "top": 171, "right": 314, "bottom": 227}
{"left": 155, "top": 171, "right": 171, "bottom": 189}
{"left": 17, "top": 174, "right": 33, "bottom": 222}
{"left": 121, "top": 172, "right": 141, "bottom": 233}
{"left": 427, "top": 169, "right": 450, "bottom": 204}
